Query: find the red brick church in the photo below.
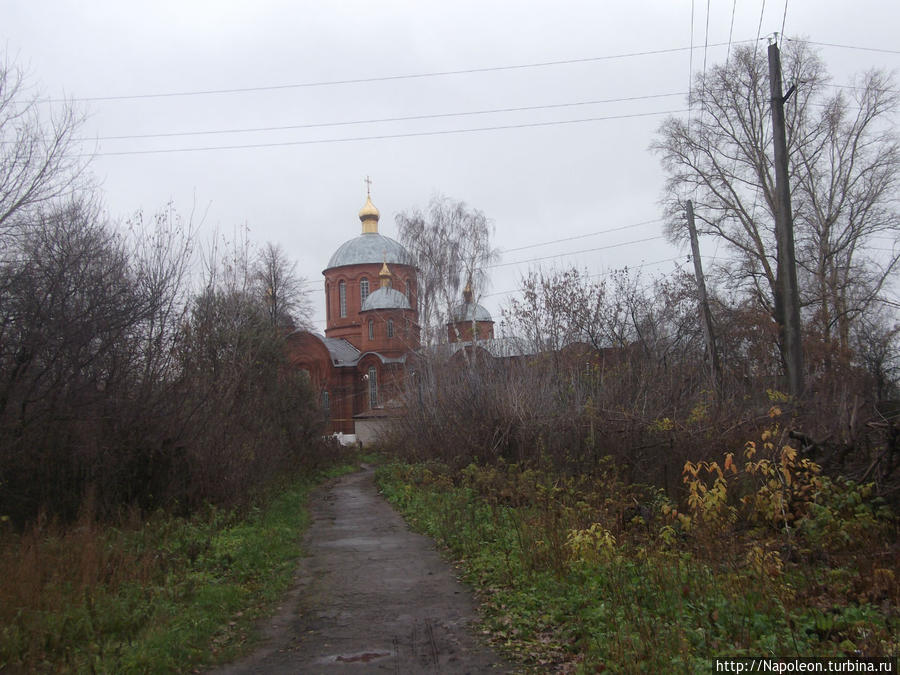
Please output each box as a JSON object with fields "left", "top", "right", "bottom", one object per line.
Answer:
{"left": 288, "top": 188, "right": 495, "bottom": 441}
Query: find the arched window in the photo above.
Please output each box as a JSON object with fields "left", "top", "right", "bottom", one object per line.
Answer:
{"left": 321, "top": 390, "right": 330, "bottom": 418}
{"left": 368, "top": 366, "right": 378, "bottom": 408}
{"left": 339, "top": 281, "right": 347, "bottom": 317}
{"left": 325, "top": 283, "right": 330, "bottom": 320}
{"left": 360, "top": 278, "right": 369, "bottom": 305}
{"left": 368, "top": 319, "right": 374, "bottom": 340}
{"left": 406, "top": 279, "right": 412, "bottom": 304}
{"left": 387, "top": 319, "right": 394, "bottom": 338}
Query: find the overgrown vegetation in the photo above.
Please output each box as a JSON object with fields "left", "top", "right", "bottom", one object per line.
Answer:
{"left": 388, "top": 57, "right": 900, "bottom": 661}
{"left": 0, "top": 463, "right": 354, "bottom": 672}
{"left": 384, "top": 263, "right": 899, "bottom": 667}
{"left": 0, "top": 58, "right": 336, "bottom": 671}
{"left": 0, "top": 200, "right": 325, "bottom": 526}
{"left": 378, "top": 439, "right": 898, "bottom": 671}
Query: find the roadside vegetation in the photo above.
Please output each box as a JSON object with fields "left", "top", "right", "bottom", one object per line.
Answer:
{"left": 378, "top": 433, "right": 898, "bottom": 672}
{"left": 1, "top": 462, "right": 355, "bottom": 672}
{"left": 0, "top": 59, "right": 343, "bottom": 672}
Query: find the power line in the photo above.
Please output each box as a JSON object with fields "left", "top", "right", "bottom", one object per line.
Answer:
{"left": 500, "top": 218, "right": 662, "bottom": 254}
{"left": 788, "top": 38, "right": 900, "bottom": 55}
{"left": 726, "top": 0, "right": 737, "bottom": 68}
{"left": 46, "top": 41, "right": 755, "bottom": 104}
{"left": 779, "top": 0, "right": 789, "bottom": 48}
{"left": 829, "top": 83, "right": 900, "bottom": 94}
{"left": 483, "top": 255, "right": 686, "bottom": 298}
{"left": 82, "top": 108, "right": 688, "bottom": 157}
{"left": 702, "top": 0, "right": 711, "bottom": 83}
{"left": 488, "top": 234, "right": 668, "bottom": 269}
{"left": 76, "top": 93, "right": 685, "bottom": 142}
{"left": 755, "top": 0, "right": 767, "bottom": 54}
{"left": 688, "top": 0, "right": 695, "bottom": 120}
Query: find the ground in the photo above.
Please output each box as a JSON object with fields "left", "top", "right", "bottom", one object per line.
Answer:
{"left": 212, "top": 466, "right": 510, "bottom": 674}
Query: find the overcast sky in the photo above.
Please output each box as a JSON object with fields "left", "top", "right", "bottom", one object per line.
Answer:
{"left": 4, "top": 1, "right": 898, "bottom": 331}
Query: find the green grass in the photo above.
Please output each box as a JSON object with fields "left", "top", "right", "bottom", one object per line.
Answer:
{"left": 1, "top": 463, "right": 359, "bottom": 673}
{"left": 376, "top": 462, "right": 899, "bottom": 673}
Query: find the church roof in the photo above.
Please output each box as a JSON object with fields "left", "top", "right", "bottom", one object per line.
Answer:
{"left": 320, "top": 336, "right": 361, "bottom": 366}
{"left": 428, "top": 337, "right": 532, "bottom": 359}
{"left": 325, "top": 233, "right": 412, "bottom": 270}
{"left": 361, "top": 287, "right": 411, "bottom": 311}
{"left": 450, "top": 301, "right": 493, "bottom": 323}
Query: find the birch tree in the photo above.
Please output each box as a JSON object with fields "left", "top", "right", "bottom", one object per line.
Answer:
{"left": 396, "top": 195, "right": 499, "bottom": 345}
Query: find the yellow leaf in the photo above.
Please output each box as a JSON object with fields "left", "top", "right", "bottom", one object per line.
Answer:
{"left": 724, "top": 453, "right": 737, "bottom": 474}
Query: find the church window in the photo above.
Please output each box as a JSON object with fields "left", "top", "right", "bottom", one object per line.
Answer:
{"left": 387, "top": 319, "right": 394, "bottom": 338}
{"left": 368, "top": 319, "right": 374, "bottom": 340}
{"left": 360, "top": 278, "right": 369, "bottom": 305}
{"left": 406, "top": 279, "right": 411, "bottom": 304}
{"left": 339, "top": 281, "right": 347, "bottom": 317}
{"left": 325, "top": 283, "right": 330, "bottom": 320}
{"left": 368, "top": 366, "right": 378, "bottom": 407}
{"left": 321, "top": 390, "right": 330, "bottom": 417}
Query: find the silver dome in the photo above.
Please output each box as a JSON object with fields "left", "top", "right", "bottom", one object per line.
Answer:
{"left": 451, "top": 302, "right": 493, "bottom": 323}
{"left": 361, "top": 287, "right": 411, "bottom": 311}
{"left": 326, "top": 233, "right": 412, "bottom": 270}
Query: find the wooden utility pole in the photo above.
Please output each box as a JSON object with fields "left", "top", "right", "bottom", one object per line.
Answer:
{"left": 768, "top": 40, "right": 804, "bottom": 399}
{"left": 686, "top": 200, "right": 722, "bottom": 389}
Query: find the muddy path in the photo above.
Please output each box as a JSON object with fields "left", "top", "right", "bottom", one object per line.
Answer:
{"left": 213, "top": 466, "right": 512, "bottom": 674}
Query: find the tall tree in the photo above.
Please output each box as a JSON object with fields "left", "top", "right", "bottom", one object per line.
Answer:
{"left": 0, "top": 61, "right": 89, "bottom": 242}
{"left": 396, "top": 195, "right": 499, "bottom": 345}
{"left": 653, "top": 41, "right": 898, "bottom": 357}
{"left": 253, "top": 242, "right": 312, "bottom": 329}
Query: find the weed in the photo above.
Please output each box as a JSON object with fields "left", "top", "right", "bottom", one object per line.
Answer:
{"left": 0, "top": 464, "right": 356, "bottom": 672}
{"left": 377, "top": 458, "right": 899, "bottom": 672}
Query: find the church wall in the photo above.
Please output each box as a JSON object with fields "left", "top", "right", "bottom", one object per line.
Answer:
{"left": 360, "top": 308, "right": 420, "bottom": 356}
{"left": 324, "top": 262, "right": 417, "bottom": 348}
{"left": 448, "top": 320, "right": 495, "bottom": 343}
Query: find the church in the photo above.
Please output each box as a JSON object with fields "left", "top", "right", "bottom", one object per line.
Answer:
{"left": 287, "top": 187, "right": 496, "bottom": 443}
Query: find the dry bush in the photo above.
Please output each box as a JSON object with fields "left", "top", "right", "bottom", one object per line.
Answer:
{"left": 0, "top": 203, "right": 326, "bottom": 528}
{"left": 388, "top": 265, "right": 900, "bottom": 504}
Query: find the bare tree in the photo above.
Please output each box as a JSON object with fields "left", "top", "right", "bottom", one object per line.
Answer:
{"left": 396, "top": 195, "right": 499, "bottom": 345}
{"left": 0, "top": 61, "right": 90, "bottom": 243}
{"left": 792, "top": 69, "right": 899, "bottom": 351}
{"left": 253, "top": 241, "right": 312, "bottom": 329}
{"left": 653, "top": 41, "right": 898, "bottom": 356}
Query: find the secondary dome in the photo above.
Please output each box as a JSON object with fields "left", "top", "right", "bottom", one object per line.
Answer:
{"left": 450, "top": 281, "right": 492, "bottom": 322}
{"left": 361, "top": 287, "right": 411, "bottom": 311}
{"left": 451, "top": 301, "right": 493, "bottom": 323}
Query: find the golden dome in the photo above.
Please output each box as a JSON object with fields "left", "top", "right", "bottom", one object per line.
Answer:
{"left": 379, "top": 261, "right": 392, "bottom": 288}
{"left": 359, "top": 195, "right": 380, "bottom": 234}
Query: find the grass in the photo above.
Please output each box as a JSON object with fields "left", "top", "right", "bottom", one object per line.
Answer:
{"left": 0, "top": 462, "right": 358, "bottom": 673}
{"left": 376, "top": 459, "right": 899, "bottom": 673}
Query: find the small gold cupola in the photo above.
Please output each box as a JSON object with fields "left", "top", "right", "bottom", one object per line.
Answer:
{"left": 463, "top": 280, "right": 474, "bottom": 304}
{"left": 359, "top": 176, "right": 380, "bottom": 234}
{"left": 379, "top": 260, "right": 392, "bottom": 288}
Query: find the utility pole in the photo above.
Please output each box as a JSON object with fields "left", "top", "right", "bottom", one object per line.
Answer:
{"left": 768, "top": 39, "right": 804, "bottom": 399}
{"left": 686, "top": 200, "right": 722, "bottom": 390}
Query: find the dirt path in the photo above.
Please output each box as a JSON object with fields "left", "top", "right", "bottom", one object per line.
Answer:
{"left": 213, "top": 466, "right": 512, "bottom": 674}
